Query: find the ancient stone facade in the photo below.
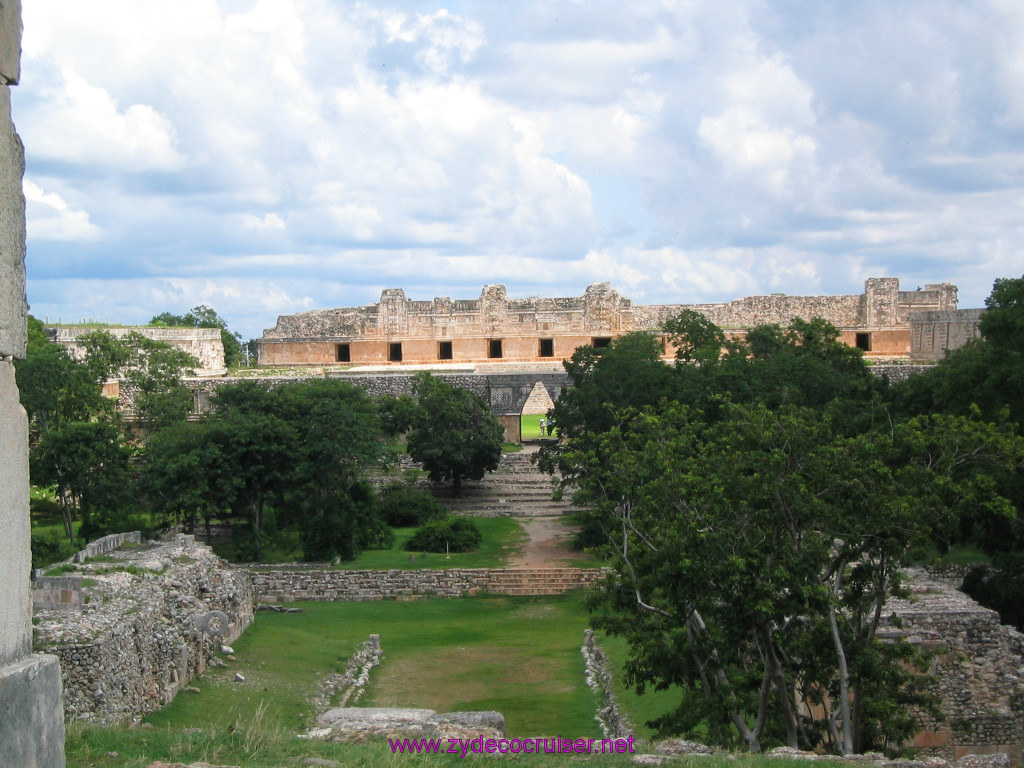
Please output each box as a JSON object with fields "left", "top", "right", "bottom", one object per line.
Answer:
{"left": 258, "top": 278, "right": 958, "bottom": 366}
{"left": 33, "top": 535, "right": 254, "bottom": 725}
{"left": 48, "top": 325, "right": 227, "bottom": 377}
{"left": 0, "top": 3, "right": 66, "bottom": 763}
{"left": 910, "top": 309, "right": 984, "bottom": 362}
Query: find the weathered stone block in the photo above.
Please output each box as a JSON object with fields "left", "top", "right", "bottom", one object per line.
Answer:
{"left": 0, "top": 654, "right": 66, "bottom": 768}
{"left": 0, "top": 85, "right": 25, "bottom": 358}
{"left": 0, "top": 1, "right": 20, "bottom": 85}
{"left": 0, "top": 361, "right": 30, "bottom": 666}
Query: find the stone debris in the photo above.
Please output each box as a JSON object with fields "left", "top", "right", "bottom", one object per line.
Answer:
{"left": 312, "top": 634, "right": 382, "bottom": 714}
{"left": 312, "top": 707, "right": 505, "bottom": 741}
{"left": 766, "top": 746, "right": 1012, "bottom": 768}
{"left": 582, "top": 628, "right": 634, "bottom": 740}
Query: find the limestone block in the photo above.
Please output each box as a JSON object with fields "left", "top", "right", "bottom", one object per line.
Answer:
{"left": 0, "top": 85, "right": 26, "bottom": 358}
{"left": 0, "top": 653, "right": 66, "bottom": 768}
{"left": 0, "top": 361, "right": 30, "bottom": 667}
{"left": 0, "top": 1, "right": 20, "bottom": 85}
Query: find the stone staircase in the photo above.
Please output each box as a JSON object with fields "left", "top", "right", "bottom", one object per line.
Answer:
{"left": 477, "top": 568, "right": 607, "bottom": 596}
{"left": 425, "top": 448, "right": 584, "bottom": 517}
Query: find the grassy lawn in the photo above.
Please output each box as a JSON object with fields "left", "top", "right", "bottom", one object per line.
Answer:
{"left": 521, "top": 413, "right": 554, "bottom": 440}
{"left": 217, "top": 516, "right": 527, "bottom": 569}
{"left": 596, "top": 633, "right": 683, "bottom": 740}
{"left": 144, "top": 596, "right": 600, "bottom": 736}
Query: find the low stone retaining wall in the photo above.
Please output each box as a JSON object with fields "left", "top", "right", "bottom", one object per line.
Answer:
{"left": 33, "top": 535, "right": 254, "bottom": 724}
{"left": 250, "top": 567, "right": 609, "bottom": 602}
{"left": 75, "top": 530, "right": 142, "bottom": 563}
{"left": 582, "top": 629, "right": 632, "bottom": 740}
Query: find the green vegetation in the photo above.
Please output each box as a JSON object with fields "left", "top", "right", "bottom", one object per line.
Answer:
{"left": 66, "top": 722, "right": 824, "bottom": 768}
{"left": 521, "top": 412, "right": 552, "bottom": 440}
{"left": 145, "top": 597, "right": 599, "bottom": 736}
{"left": 405, "top": 516, "right": 483, "bottom": 553}
{"left": 536, "top": 279, "right": 1024, "bottom": 755}
{"left": 405, "top": 373, "right": 505, "bottom": 497}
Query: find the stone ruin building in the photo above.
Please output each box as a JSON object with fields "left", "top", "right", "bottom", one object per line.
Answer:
{"left": 47, "top": 325, "right": 227, "bottom": 377}
{"left": 0, "top": 2, "right": 66, "bottom": 764}
{"left": 257, "top": 278, "right": 959, "bottom": 367}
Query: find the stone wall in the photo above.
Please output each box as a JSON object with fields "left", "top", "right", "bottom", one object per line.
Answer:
{"left": 0, "top": 2, "right": 67, "bottom": 763}
{"left": 49, "top": 325, "right": 227, "bottom": 376}
{"left": 250, "top": 567, "right": 608, "bottom": 602}
{"left": 884, "top": 570, "right": 1024, "bottom": 761}
{"left": 258, "top": 278, "right": 957, "bottom": 366}
{"left": 910, "top": 309, "right": 984, "bottom": 362}
{"left": 33, "top": 535, "right": 254, "bottom": 725}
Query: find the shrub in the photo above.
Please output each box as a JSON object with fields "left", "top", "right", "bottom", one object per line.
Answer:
{"left": 378, "top": 483, "right": 448, "bottom": 527}
{"left": 31, "top": 530, "right": 77, "bottom": 570}
{"left": 404, "top": 516, "right": 482, "bottom": 553}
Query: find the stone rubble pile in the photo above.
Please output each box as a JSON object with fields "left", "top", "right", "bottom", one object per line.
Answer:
{"left": 33, "top": 534, "right": 254, "bottom": 724}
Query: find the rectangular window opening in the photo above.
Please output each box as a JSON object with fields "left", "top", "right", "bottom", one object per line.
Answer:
{"left": 539, "top": 338, "right": 554, "bottom": 358}
{"left": 488, "top": 339, "right": 503, "bottom": 359}
{"left": 336, "top": 343, "right": 351, "bottom": 363}
{"left": 592, "top": 337, "right": 612, "bottom": 349}
{"left": 438, "top": 341, "right": 453, "bottom": 360}
{"left": 855, "top": 332, "right": 871, "bottom": 352}
{"left": 389, "top": 342, "right": 403, "bottom": 362}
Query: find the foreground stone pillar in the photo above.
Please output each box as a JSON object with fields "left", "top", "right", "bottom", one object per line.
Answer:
{"left": 0, "top": 2, "right": 66, "bottom": 765}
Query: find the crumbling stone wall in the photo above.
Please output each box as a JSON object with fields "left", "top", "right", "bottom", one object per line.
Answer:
{"left": 33, "top": 535, "right": 254, "bottom": 725}
{"left": 884, "top": 570, "right": 1024, "bottom": 761}
{"left": 48, "top": 325, "right": 226, "bottom": 376}
{"left": 0, "top": 3, "right": 66, "bottom": 763}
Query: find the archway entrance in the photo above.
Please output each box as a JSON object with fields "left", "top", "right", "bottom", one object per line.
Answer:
{"left": 519, "top": 381, "right": 556, "bottom": 441}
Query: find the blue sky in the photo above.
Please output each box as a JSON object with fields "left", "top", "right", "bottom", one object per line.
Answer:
{"left": 12, "top": 0, "right": 1024, "bottom": 340}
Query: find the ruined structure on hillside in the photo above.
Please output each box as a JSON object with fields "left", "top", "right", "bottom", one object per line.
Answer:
{"left": 258, "top": 278, "right": 958, "bottom": 367}
{"left": 48, "top": 325, "right": 227, "bottom": 377}
{"left": 0, "top": 3, "right": 67, "bottom": 764}
{"left": 32, "top": 534, "right": 253, "bottom": 725}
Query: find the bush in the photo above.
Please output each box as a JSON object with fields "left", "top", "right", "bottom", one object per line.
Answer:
{"left": 31, "top": 530, "right": 77, "bottom": 570}
{"left": 302, "top": 482, "right": 393, "bottom": 562}
{"left": 404, "top": 516, "right": 482, "bottom": 553}
{"left": 378, "top": 483, "right": 448, "bottom": 527}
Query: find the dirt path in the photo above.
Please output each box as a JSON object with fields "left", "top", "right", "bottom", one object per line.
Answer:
{"left": 509, "top": 515, "right": 588, "bottom": 569}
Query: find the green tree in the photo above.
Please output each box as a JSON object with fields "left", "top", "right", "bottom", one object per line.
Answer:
{"left": 16, "top": 317, "right": 109, "bottom": 444}
{"left": 151, "top": 304, "right": 245, "bottom": 368}
{"left": 79, "top": 330, "right": 198, "bottom": 439}
{"left": 406, "top": 373, "right": 503, "bottom": 496}
{"left": 33, "top": 421, "right": 134, "bottom": 543}
{"left": 663, "top": 308, "right": 728, "bottom": 364}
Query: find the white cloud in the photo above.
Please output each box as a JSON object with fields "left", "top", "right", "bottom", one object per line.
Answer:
{"left": 23, "top": 180, "right": 102, "bottom": 242}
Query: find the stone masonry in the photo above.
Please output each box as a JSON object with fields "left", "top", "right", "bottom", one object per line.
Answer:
{"left": 33, "top": 535, "right": 254, "bottom": 725}
{"left": 48, "top": 325, "right": 227, "bottom": 377}
{"left": 0, "top": 3, "right": 66, "bottom": 764}
{"left": 258, "top": 278, "right": 958, "bottom": 366}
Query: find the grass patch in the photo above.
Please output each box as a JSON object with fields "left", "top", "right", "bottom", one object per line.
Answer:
{"left": 597, "top": 632, "right": 683, "bottom": 741}
{"left": 144, "top": 596, "right": 599, "bottom": 737}
{"left": 521, "top": 413, "right": 554, "bottom": 440}
{"left": 67, "top": 720, "right": 825, "bottom": 768}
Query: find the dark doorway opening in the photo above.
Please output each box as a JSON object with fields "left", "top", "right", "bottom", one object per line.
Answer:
{"left": 592, "top": 337, "right": 612, "bottom": 349}
{"left": 438, "top": 341, "right": 453, "bottom": 360}
{"left": 389, "top": 342, "right": 403, "bottom": 362}
{"left": 855, "top": 332, "right": 871, "bottom": 352}
{"left": 488, "top": 339, "right": 503, "bottom": 359}
{"left": 539, "top": 338, "right": 554, "bottom": 357}
{"left": 336, "top": 343, "right": 351, "bottom": 363}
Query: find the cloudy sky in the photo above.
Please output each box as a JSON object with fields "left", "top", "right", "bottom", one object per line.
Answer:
{"left": 13, "top": 0, "right": 1024, "bottom": 340}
